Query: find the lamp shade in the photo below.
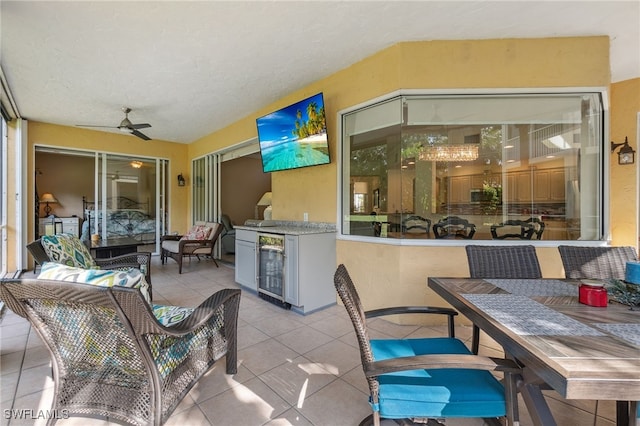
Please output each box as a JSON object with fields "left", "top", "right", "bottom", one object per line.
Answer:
{"left": 40, "top": 193, "right": 58, "bottom": 203}
{"left": 256, "top": 192, "right": 272, "bottom": 206}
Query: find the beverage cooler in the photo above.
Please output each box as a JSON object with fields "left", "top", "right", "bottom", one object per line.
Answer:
{"left": 257, "top": 233, "right": 290, "bottom": 308}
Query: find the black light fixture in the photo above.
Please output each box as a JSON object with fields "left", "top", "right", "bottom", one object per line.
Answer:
{"left": 611, "top": 136, "right": 635, "bottom": 165}
{"left": 177, "top": 173, "right": 186, "bottom": 186}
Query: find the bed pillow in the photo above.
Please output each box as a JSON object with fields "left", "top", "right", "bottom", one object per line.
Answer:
{"left": 41, "top": 233, "right": 97, "bottom": 269}
{"left": 180, "top": 225, "right": 213, "bottom": 241}
{"left": 38, "top": 262, "right": 151, "bottom": 304}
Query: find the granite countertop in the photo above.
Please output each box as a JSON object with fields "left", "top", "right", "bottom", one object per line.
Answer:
{"left": 235, "top": 220, "right": 336, "bottom": 235}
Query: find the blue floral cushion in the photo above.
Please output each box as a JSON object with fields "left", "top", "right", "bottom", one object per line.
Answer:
{"left": 152, "top": 305, "right": 195, "bottom": 327}
{"left": 41, "top": 234, "right": 97, "bottom": 269}
{"left": 38, "top": 262, "right": 151, "bottom": 304}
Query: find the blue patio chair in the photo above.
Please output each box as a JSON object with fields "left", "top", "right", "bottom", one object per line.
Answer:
{"left": 334, "top": 264, "right": 520, "bottom": 426}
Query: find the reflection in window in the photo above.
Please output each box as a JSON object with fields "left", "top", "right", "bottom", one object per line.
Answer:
{"left": 341, "top": 93, "right": 603, "bottom": 241}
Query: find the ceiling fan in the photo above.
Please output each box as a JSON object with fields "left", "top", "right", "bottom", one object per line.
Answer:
{"left": 77, "top": 107, "right": 152, "bottom": 140}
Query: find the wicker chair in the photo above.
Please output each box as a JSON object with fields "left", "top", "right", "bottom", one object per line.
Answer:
{"left": 0, "top": 278, "right": 241, "bottom": 426}
{"left": 465, "top": 245, "right": 542, "bottom": 354}
{"left": 161, "top": 222, "right": 224, "bottom": 273}
{"left": 27, "top": 237, "right": 152, "bottom": 297}
{"left": 334, "top": 264, "right": 520, "bottom": 426}
{"left": 558, "top": 245, "right": 638, "bottom": 280}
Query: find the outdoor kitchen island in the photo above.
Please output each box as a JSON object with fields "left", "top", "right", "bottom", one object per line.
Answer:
{"left": 234, "top": 220, "right": 337, "bottom": 314}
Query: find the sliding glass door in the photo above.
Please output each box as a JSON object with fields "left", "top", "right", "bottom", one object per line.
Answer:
{"left": 35, "top": 147, "right": 168, "bottom": 254}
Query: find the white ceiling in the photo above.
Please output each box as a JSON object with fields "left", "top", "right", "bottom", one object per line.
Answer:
{"left": 2, "top": 1, "right": 639, "bottom": 144}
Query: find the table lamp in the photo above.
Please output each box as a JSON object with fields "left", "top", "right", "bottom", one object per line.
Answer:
{"left": 40, "top": 193, "right": 58, "bottom": 217}
{"left": 255, "top": 192, "right": 272, "bottom": 220}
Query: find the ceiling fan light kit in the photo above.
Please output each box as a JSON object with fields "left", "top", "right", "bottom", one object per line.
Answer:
{"left": 76, "top": 107, "right": 152, "bottom": 140}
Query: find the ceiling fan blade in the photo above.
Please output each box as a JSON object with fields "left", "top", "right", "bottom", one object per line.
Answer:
{"left": 76, "top": 124, "right": 119, "bottom": 129}
{"left": 131, "top": 129, "right": 151, "bottom": 141}
{"left": 130, "top": 123, "right": 151, "bottom": 130}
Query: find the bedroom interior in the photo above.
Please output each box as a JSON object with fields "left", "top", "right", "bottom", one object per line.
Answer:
{"left": 34, "top": 148, "right": 270, "bottom": 262}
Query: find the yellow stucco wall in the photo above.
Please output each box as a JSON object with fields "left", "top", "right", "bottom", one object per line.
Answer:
{"left": 186, "top": 36, "right": 627, "bottom": 323}
{"left": 610, "top": 77, "right": 640, "bottom": 248}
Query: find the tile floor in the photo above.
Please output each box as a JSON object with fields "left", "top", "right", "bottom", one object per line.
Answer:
{"left": 1, "top": 255, "right": 619, "bottom": 425}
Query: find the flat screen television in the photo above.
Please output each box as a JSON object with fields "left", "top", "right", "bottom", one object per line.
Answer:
{"left": 256, "top": 92, "right": 330, "bottom": 173}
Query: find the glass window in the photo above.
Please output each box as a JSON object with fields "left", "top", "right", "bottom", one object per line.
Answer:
{"left": 341, "top": 93, "right": 603, "bottom": 241}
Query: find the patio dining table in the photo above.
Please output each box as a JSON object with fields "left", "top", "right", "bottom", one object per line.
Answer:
{"left": 427, "top": 277, "right": 640, "bottom": 426}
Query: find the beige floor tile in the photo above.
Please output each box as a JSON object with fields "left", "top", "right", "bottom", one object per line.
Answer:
{"left": 252, "top": 313, "right": 305, "bottom": 338}
{"left": 238, "top": 338, "right": 299, "bottom": 376}
{"left": 274, "top": 326, "right": 334, "bottom": 355}
{"left": 188, "top": 362, "right": 256, "bottom": 403}
{"left": 258, "top": 355, "right": 337, "bottom": 406}
{"left": 164, "top": 404, "right": 210, "bottom": 426}
{"left": 14, "top": 363, "right": 53, "bottom": 399}
{"left": 198, "top": 376, "right": 290, "bottom": 425}
{"left": 306, "top": 315, "right": 353, "bottom": 339}
{"left": 296, "top": 378, "right": 370, "bottom": 426}
{"left": 264, "top": 407, "right": 314, "bottom": 425}
{"left": 22, "top": 345, "right": 52, "bottom": 370}
{"left": 303, "top": 339, "right": 361, "bottom": 377}
{"left": 238, "top": 323, "right": 272, "bottom": 350}
{"left": 1, "top": 350, "right": 25, "bottom": 375}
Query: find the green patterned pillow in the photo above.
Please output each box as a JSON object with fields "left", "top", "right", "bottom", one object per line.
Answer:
{"left": 41, "top": 234, "right": 97, "bottom": 269}
{"left": 38, "top": 262, "right": 151, "bottom": 304}
{"left": 152, "top": 305, "right": 195, "bottom": 327}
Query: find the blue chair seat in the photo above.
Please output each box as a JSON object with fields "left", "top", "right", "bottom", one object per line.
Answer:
{"left": 371, "top": 338, "right": 507, "bottom": 419}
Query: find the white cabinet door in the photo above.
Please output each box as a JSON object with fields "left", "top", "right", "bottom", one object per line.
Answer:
{"left": 284, "top": 235, "right": 299, "bottom": 305}
{"left": 235, "top": 236, "right": 257, "bottom": 291}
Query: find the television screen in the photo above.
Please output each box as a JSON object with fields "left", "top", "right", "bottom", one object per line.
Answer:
{"left": 256, "top": 92, "right": 330, "bottom": 173}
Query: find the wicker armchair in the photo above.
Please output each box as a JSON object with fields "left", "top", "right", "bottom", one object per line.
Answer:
{"left": 465, "top": 245, "right": 542, "bottom": 354}
{"left": 161, "top": 222, "right": 224, "bottom": 273}
{"left": 334, "top": 264, "right": 520, "bottom": 426}
{"left": 27, "top": 237, "right": 152, "bottom": 296}
{"left": 558, "top": 245, "right": 638, "bottom": 280}
{"left": 0, "top": 278, "right": 241, "bottom": 426}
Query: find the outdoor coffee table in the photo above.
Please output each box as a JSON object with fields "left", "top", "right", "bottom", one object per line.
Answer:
{"left": 86, "top": 237, "right": 143, "bottom": 258}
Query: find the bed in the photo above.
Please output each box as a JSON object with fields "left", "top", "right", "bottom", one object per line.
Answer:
{"left": 81, "top": 196, "right": 157, "bottom": 243}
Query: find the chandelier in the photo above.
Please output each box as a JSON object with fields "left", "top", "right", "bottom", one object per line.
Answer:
{"left": 419, "top": 144, "right": 479, "bottom": 162}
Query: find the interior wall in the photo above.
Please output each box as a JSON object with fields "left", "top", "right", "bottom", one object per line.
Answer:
{"left": 35, "top": 152, "right": 93, "bottom": 218}
{"left": 220, "top": 155, "right": 271, "bottom": 225}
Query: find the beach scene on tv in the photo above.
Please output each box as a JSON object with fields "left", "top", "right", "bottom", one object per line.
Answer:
{"left": 257, "top": 93, "right": 330, "bottom": 173}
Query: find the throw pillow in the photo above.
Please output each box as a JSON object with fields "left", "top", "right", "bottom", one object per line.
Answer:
{"left": 41, "top": 233, "right": 97, "bottom": 269}
{"left": 180, "top": 225, "right": 213, "bottom": 241}
{"left": 38, "top": 262, "right": 151, "bottom": 304}
{"left": 152, "top": 304, "right": 195, "bottom": 327}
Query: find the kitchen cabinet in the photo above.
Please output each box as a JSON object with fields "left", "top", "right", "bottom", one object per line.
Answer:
{"left": 505, "top": 171, "right": 532, "bottom": 203}
{"left": 235, "top": 229, "right": 257, "bottom": 291}
{"left": 284, "top": 233, "right": 336, "bottom": 313}
{"left": 448, "top": 176, "right": 471, "bottom": 203}
{"left": 532, "top": 168, "right": 566, "bottom": 202}
{"left": 235, "top": 225, "right": 336, "bottom": 314}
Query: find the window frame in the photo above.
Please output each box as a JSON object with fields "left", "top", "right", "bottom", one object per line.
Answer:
{"left": 336, "top": 88, "right": 611, "bottom": 246}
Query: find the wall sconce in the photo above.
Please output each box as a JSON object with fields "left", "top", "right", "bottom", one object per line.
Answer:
{"left": 611, "top": 136, "right": 635, "bottom": 165}
{"left": 40, "top": 193, "right": 58, "bottom": 217}
{"left": 177, "top": 173, "right": 186, "bottom": 186}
